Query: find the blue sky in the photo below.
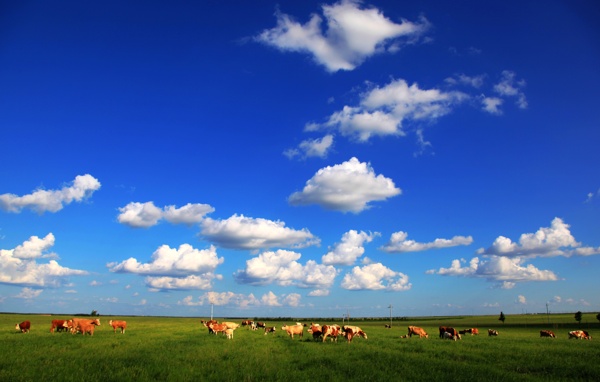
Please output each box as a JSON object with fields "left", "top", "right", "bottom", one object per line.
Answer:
{"left": 1, "top": 0, "right": 599, "bottom": 318}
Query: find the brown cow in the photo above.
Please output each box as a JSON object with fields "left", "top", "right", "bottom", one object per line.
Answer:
{"left": 407, "top": 326, "right": 428, "bottom": 338}
{"left": 15, "top": 321, "right": 30, "bottom": 333}
{"left": 308, "top": 323, "right": 322, "bottom": 340}
{"left": 342, "top": 325, "right": 367, "bottom": 340}
{"left": 255, "top": 322, "right": 266, "bottom": 329}
{"left": 78, "top": 322, "right": 96, "bottom": 336}
{"left": 50, "top": 319, "right": 69, "bottom": 333}
{"left": 208, "top": 322, "right": 228, "bottom": 335}
{"left": 201, "top": 320, "right": 218, "bottom": 334}
{"left": 568, "top": 330, "right": 591, "bottom": 340}
{"left": 70, "top": 318, "right": 100, "bottom": 334}
{"left": 321, "top": 325, "right": 341, "bottom": 342}
{"left": 488, "top": 329, "right": 499, "bottom": 336}
{"left": 109, "top": 320, "right": 127, "bottom": 334}
{"left": 264, "top": 327, "right": 276, "bottom": 335}
{"left": 439, "top": 326, "right": 458, "bottom": 339}
{"left": 540, "top": 330, "right": 556, "bottom": 338}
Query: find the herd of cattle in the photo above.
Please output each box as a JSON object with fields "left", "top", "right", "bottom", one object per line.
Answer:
{"left": 15, "top": 318, "right": 127, "bottom": 335}
{"left": 197, "top": 319, "right": 592, "bottom": 342}
{"left": 14, "top": 318, "right": 593, "bottom": 342}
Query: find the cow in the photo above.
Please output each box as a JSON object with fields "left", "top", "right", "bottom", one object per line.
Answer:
{"left": 459, "top": 330, "right": 468, "bottom": 335}
{"left": 540, "top": 330, "right": 556, "bottom": 338}
{"left": 225, "top": 328, "right": 234, "bottom": 339}
{"left": 255, "top": 322, "right": 266, "bottom": 329}
{"left": 250, "top": 321, "right": 257, "bottom": 331}
{"left": 342, "top": 325, "right": 367, "bottom": 340}
{"left": 207, "top": 322, "right": 228, "bottom": 335}
{"left": 15, "top": 321, "right": 30, "bottom": 333}
{"left": 241, "top": 320, "right": 253, "bottom": 327}
{"left": 308, "top": 323, "right": 322, "bottom": 340}
{"left": 201, "top": 320, "right": 218, "bottom": 334}
{"left": 109, "top": 320, "right": 127, "bottom": 334}
{"left": 222, "top": 322, "right": 240, "bottom": 330}
{"left": 407, "top": 326, "right": 428, "bottom": 338}
{"left": 443, "top": 331, "right": 461, "bottom": 341}
{"left": 470, "top": 328, "right": 479, "bottom": 335}
{"left": 488, "top": 329, "right": 499, "bottom": 336}
{"left": 282, "top": 323, "right": 304, "bottom": 339}
{"left": 70, "top": 318, "right": 100, "bottom": 334}
{"left": 78, "top": 322, "right": 96, "bottom": 336}
{"left": 384, "top": 324, "right": 392, "bottom": 328}
{"left": 321, "top": 324, "right": 341, "bottom": 342}
{"left": 569, "top": 330, "right": 591, "bottom": 340}
{"left": 50, "top": 319, "right": 69, "bottom": 333}
{"left": 343, "top": 327, "right": 359, "bottom": 343}
{"left": 264, "top": 327, "right": 276, "bottom": 335}
{"left": 439, "top": 326, "right": 459, "bottom": 339}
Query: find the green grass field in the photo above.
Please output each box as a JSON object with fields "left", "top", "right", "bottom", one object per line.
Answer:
{"left": 2, "top": 313, "right": 599, "bottom": 381}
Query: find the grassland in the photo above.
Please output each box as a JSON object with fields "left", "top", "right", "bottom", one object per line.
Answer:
{"left": 1, "top": 313, "right": 599, "bottom": 381}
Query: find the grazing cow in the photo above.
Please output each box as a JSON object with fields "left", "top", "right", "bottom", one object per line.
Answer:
{"left": 407, "top": 326, "right": 429, "bottom": 338}
{"left": 488, "top": 329, "right": 499, "bottom": 336}
{"left": 439, "top": 326, "right": 459, "bottom": 339}
{"left": 470, "top": 328, "right": 479, "bottom": 335}
{"left": 264, "top": 327, "right": 276, "bottom": 335}
{"left": 282, "top": 324, "right": 304, "bottom": 338}
{"left": 250, "top": 321, "right": 257, "bottom": 331}
{"left": 342, "top": 325, "right": 367, "bottom": 340}
{"left": 15, "top": 321, "right": 31, "bottom": 333}
{"left": 459, "top": 330, "right": 468, "bottom": 335}
{"left": 343, "top": 328, "right": 354, "bottom": 343}
{"left": 322, "top": 325, "right": 341, "bottom": 342}
{"left": 78, "top": 322, "right": 96, "bottom": 336}
{"left": 225, "top": 329, "right": 234, "bottom": 339}
{"left": 540, "top": 330, "right": 556, "bottom": 338}
{"left": 241, "top": 320, "right": 252, "bottom": 327}
{"left": 70, "top": 318, "right": 100, "bottom": 334}
{"left": 208, "top": 322, "right": 228, "bottom": 335}
{"left": 222, "top": 322, "right": 240, "bottom": 330}
{"left": 201, "top": 320, "right": 218, "bottom": 334}
{"left": 50, "top": 319, "right": 69, "bottom": 333}
{"left": 443, "top": 331, "right": 461, "bottom": 341}
{"left": 109, "top": 320, "right": 127, "bottom": 334}
{"left": 569, "top": 330, "right": 591, "bottom": 340}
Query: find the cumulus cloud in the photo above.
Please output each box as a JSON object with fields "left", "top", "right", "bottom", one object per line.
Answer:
{"left": 481, "top": 97, "right": 503, "bottom": 115}
{"left": 494, "top": 70, "right": 527, "bottom": 109}
{"left": 179, "top": 290, "right": 300, "bottom": 308}
{"left": 311, "top": 80, "right": 467, "bottom": 142}
{"left": 15, "top": 287, "right": 43, "bottom": 299}
{"left": 0, "top": 234, "right": 88, "bottom": 287}
{"left": 234, "top": 249, "right": 337, "bottom": 291}
{"left": 380, "top": 231, "right": 473, "bottom": 253}
{"left": 107, "top": 244, "right": 224, "bottom": 291}
{"left": 517, "top": 295, "right": 527, "bottom": 304}
{"left": 256, "top": 0, "right": 430, "bottom": 72}
{"left": 200, "top": 214, "right": 319, "bottom": 250}
{"left": 117, "top": 202, "right": 214, "bottom": 228}
{"left": 0, "top": 174, "right": 101, "bottom": 214}
{"left": 289, "top": 157, "right": 401, "bottom": 213}
{"left": 478, "top": 217, "right": 600, "bottom": 258}
{"left": 322, "top": 230, "right": 379, "bottom": 265}
{"left": 341, "top": 262, "right": 411, "bottom": 291}
{"left": 428, "top": 256, "right": 558, "bottom": 287}
{"left": 284, "top": 134, "right": 334, "bottom": 159}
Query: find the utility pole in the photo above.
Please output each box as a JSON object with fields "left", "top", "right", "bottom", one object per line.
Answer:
{"left": 388, "top": 304, "right": 393, "bottom": 328}
{"left": 210, "top": 303, "right": 214, "bottom": 320}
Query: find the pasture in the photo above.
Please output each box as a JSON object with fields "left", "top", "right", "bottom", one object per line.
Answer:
{"left": 1, "top": 313, "right": 599, "bottom": 381}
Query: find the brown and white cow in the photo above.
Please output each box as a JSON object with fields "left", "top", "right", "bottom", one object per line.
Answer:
{"left": 342, "top": 325, "right": 367, "bottom": 340}
{"left": 222, "top": 322, "right": 240, "bottom": 330}
{"left": 201, "top": 320, "right": 218, "bottom": 334}
{"left": 407, "top": 326, "right": 428, "bottom": 338}
{"left": 109, "top": 320, "right": 127, "bottom": 334}
{"left": 15, "top": 320, "right": 30, "bottom": 333}
{"left": 488, "top": 329, "right": 499, "bottom": 336}
{"left": 439, "top": 326, "right": 459, "bottom": 339}
{"left": 540, "top": 330, "right": 556, "bottom": 338}
{"left": 70, "top": 318, "right": 100, "bottom": 334}
{"left": 241, "top": 320, "right": 253, "bottom": 327}
{"left": 264, "top": 326, "right": 276, "bottom": 335}
{"left": 50, "top": 319, "right": 69, "bottom": 333}
{"left": 255, "top": 322, "right": 266, "bottom": 329}
{"left": 321, "top": 324, "right": 341, "bottom": 342}
{"left": 569, "top": 330, "right": 591, "bottom": 340}
{"left": 308, "top": 323, "right": 322, "bottom": 340}
{"left": 282, "top": 323, "right": 304, "bottom": 338}
{"left": 208, "top": 322, "right": 228, "bottom": 335}
{"left": 443, "top": 331, "right": 461, "bottom": 341}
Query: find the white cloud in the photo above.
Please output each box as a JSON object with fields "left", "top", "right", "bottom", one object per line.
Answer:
{"left": 282, "top": 293, "right": 302, "bottom": 307}
{"left": 234, "top": 249, "right": 337, "bottom": 289}
{"left": 256, "top": 0, "right": 430, "bottom": 72}
{"left": 322, "top": 230, "right": 379, "bottom": 265}
{"left": 481, "top": 97, "right": 503, "bottom": 115}
{"left": 108, "top": 244, "right": 223, "bottom": 276}
{"left": 341, "top": 262, "right": 411, "bottom": 291}
{"left": 117, "top": 202, "right": 214, "bottom": 228}
{"left": 284, "top": 134, "right": 334, "bottom": 159}
{"left": 0, "top": 174, "right": 101, "bottom": 214}
{"left": 380, "top": 231, "right": 473, "bottom": 253}
{"left": 445, "top": 73, "right": 485, "bottom": 88}
{"left": 200, "top": 214, "right": 319, "bottom": 250}
{"left": 107, "top": 244, "right": 223, "bottom": 291}
{"left": 478, "top": 218, "right": 600, "bottom": 258}
{"left": 517, "top": 295, "right": 527, "bottom": 304}
{"left": 289, "top": 157, "right": 401, "bottom": 213}
{"left": 0, "top": 234, "right": 88, "bottom": 287}
{"left": 493, "top": 70, "right": 527, "bottom": 109}
{"left": 308, "top": 289, "right": 330, "bottom": 297}
{"left": 15, "top": 287, "right": 43, "bottom": 299}
{"left": 313, "top": 80, "right": 467, "bottom": 142}
{"left": 429, "top": 256, "right": 559, "bottom": 287}
{"left": 261, "top": 291, "right": 281, "bottom": 306}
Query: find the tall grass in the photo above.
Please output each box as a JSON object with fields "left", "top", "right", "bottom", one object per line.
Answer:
{"left": 1, "top": 314, "right": 598, "bottom": 381}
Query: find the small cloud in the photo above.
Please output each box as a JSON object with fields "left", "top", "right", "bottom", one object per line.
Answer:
{"left": 15, "top": 287, "right": 43, "bottom": 299}
{"left": 517, "top": 295, "right": 527, "bottom": 304}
